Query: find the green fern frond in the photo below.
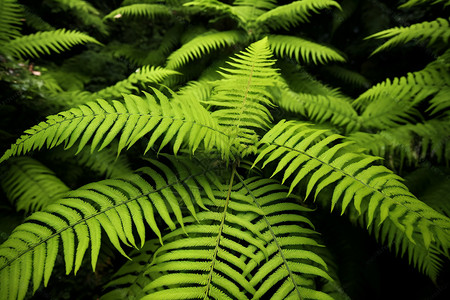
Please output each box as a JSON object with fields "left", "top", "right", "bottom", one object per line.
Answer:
{"left": 276, "top": 85, "right": 360, "bottom": 131}
{"left": 368, "top": 18, "right": 450, "bottom": 55}
{"left": 428, "top": 86, "right": 450, "bottom": 115}
{"left": 143, "top": 174, "right": 333, "bottom": 299}
{"left": 0, "top": 88, "right": 231, "bottom": 163}
{"left": 0, "top": 157, "right": 70, "bottom": 213}
{"left": 253, "top": 120, "right": 450, "bottom": 249}
{"left": 398, "top": 0, "right": 450, "bottom": 8}
{"left": 0, "top": 28, "right": 101, "bottom": 59}
{"left": 268, "top": 35, "right": 346, "bottom": 65}
{"left": 104, "top": 3, "right": 172, "bottom": 20}
{"left": 0, "top": 158, "right": 217, "bottom": 300}
{"left": 93, "top": 66, "right": 181, "bottom": 100}
{"left": 256, "top": 0, "right": 341, "bottom": 30}
{"left": 0, "top": 0, "right": 22, "bottom": 45}
{"left": 208, "top": 37, "right": 280, "bottom": 156}
{"left": 347, "top": 120, "right": 450, "bottom": 166}
{"left": 354, "top": 58, "right": 449, "bottom": 129}
{"left": 165, "top": 30, "right": 247, "bottom": 70}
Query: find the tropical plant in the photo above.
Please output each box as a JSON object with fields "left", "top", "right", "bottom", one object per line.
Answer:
{"left": 0, "top": 0, "right": 449, "bottom": 300}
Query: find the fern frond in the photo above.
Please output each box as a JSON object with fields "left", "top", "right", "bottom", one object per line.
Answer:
{"left": 0, "top": 88, "right": 230, "bottom": 163}
{"left": 398, "top": 0, "right": 450, "bottom": 8}
{"left": 0, "top": 158, "right": 217, "bottom": 300}
{"left": 143, "top": 175, "right": 333, "bottom": 299}
{"left": 207, "top": 37, "right": 280, "bottom": 156}
{"left": 0, "top": 157, "right": 70, "bottom": 213}
{"left": 1, "top": 28, "right": 101, "bottom": 59}
{"left": 93, "top": 66, "right": 180, "bottom": 100}
{"left": 253, "top": 120, "right": 450, "bottom": 249}
{"left": 165, "top": 30, "right": 247, "bottom": 70}
{"left": 0, "top": 0, "right": 22, "bottom": 45}
{"left": 104, "top": 3, "right": 172, "bottom": 20}
{"left": 368, "top": 18, "right": 450, "bottom": 55}
{"left": 268, "top": 34, "right": 346, "bottom": 65}
{"left": 276, "top": 85, "right": 360, "bottom": 132}
{"left": 256, "top": 0, "right": 341, "bottom": 30}
{"left": 354, "top": 58, "right": 449, "bottom": 129}
{"left": 347, "top": 120, "right": 450, "bottom": 166}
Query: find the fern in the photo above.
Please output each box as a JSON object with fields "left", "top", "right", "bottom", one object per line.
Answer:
{"left": 208, "top": 37, "right": 280, "bottom": 155}
{"left": 0, "top": 0, "right": 22, "bottom": 44}
{"left": 0, "top": 157, "right": 70, "bottom": 213}
{"left": 256, "top": 0, "right": 341, "bottom": 30}
{"left": 268, "top": 35, "right": 346, "bottom": 65}
{"left": 166, "top": 30, "right": 247, "bottom": 70}
{"left": 143, "top": 174, "right": 333, "bottom": 299}
{"left": 253, "top": 120, "right": 450, "bottom": 249}
{"left": 0, "top": 89, "right": 230, "bottom": 163}
{"left": 368, "top": 17, "right": 450, "bottom": 55}
{"left": 104, "top": 3, "right": 172, "bottom": 20}
{"left": 0, "top": 29, "right": 101, "bottom": 59}
{"left": 0, "top": 157, "right": 218, "bottom": 300}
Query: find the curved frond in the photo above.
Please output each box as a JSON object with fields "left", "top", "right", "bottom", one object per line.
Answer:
{"left": 0, "top": 157, "right": 70, "bottom": 213}
{"left": 143, "top": 175, "right": 333, "bottom": 299}
{"left": 368, "top": 18, "right": 450, "bottom": 55}
{"left": 0, "top": 157, "right": 217, "bottom": 300}
{"left": 23, "top": 7, "right": 55, "bottom": 31}
{"left": 165, "top": 30, "right": 247, "bottom": 70}
{"left": 268, "top": 34, "right": 346, "bottom": 65}
{"left": 354, "top": 57, "right": 449, "bottom": 129}
{"left": 346, "top": 120, "right": 450, "bottom": 167}
{"left": 104, "top": 3, "right": 172, "bottom": 20}
{"left": 256, "top": 0, "right": 341, "bottom": 30}
{"left": 276, "top": 86, "right": 360, "bottom": 132}
{"left": 0, "top": 29, "right": 101, "bottom": 59}
{"left": 0, "top": 0, "right": 22, "bottom": 45}
{"left": 0, "top": 88, "right": 230, "bottom": 163}
{"left": 253, "top": 120, "right": 450, "bottom": 250}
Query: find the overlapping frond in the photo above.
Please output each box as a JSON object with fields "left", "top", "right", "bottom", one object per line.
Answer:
{"left": 347, "top": 120, "right": 450, "bottom": 167}
{"left": 0, "top": 29, "right": 101, "bottom": 59}
{"left": 166, "top": 30, "right": 247, "bottom": 69}
{"left": 104, "top": 3, "right": 172, "bottom": 20}
{"left": 143, "top": 175, "right": 333, "bottom": 299}
{"left": 0, "top": 88, "right": 230, "bottom": 163}
{"left": 0, "top": 157, "right": 70, "bottom": 213}
{"left": 23, "top": 7, "right": 55, "bottom": 31}
{"left": 268, "top": 35, "right": 346, "bottom": 65}
{"left": 253, "top": 120, "right": 450, "bottom": 250}
{"left": 256, "top": 0, "right": 341, "bottom": 30}
{"left": 368, "top": 18, "right": 450, "bottom": 55}
{"left": 354, "top": 56, "right": 450, "bottom": 129}
{"left": 0, "top": 157, "right": 218, "bottom": 300}
{"left": 276, "top": 85, "right": 360, "bottom": 131}
{"left": 0, "top": 0, "right": 22, "bottom": 45}
{"left": 208, "top": 37, "right": 280, "bottom": 155}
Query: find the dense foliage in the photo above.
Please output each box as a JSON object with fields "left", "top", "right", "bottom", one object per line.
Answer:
{"left": 0, "top": 0, "right": 449, "bottom": 299}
